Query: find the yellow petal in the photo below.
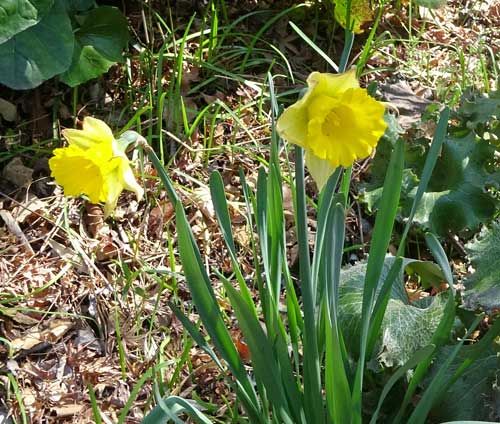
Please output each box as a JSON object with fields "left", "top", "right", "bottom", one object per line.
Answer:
{"left": 103, "top": 174, "right": 123, "bottom": 218}
{"left": 278, "top": 70, "right": 386, "bottom": 190}
{"left": 103, "top": 156, "right": 143, "bottom": 218}
{"left": 49, "top": 145, "right": 109, "bottom": 204}
{"left": 276, "top": 88, "right": 318, "bottom": 147}
{"left": 121, "top": 163, "right": 144, "bottom": 201}
{"left": 305, "top": 150, "right": 338, "bottom": 192}
{"left": 307, "top": 88, "right": 386, "bottom": 169}
{"left": 277, "top": 70, "right": 359, "bottom": 147}
{"left": 62, "top": 117, "right": 114, "bottom": 149}
{"left": 276, "top": 103, "right": 309, "bottom": 147}
{"left": 308, "top": 70, "right": 359, "bottom": 98}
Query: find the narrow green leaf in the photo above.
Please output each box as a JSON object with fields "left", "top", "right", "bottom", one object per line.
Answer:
{"left": 239, "top": 169, "right": 267, "bottom": 315}
{"left": 224, "top": 282, "right": 296, "bottom": 424}
{"left": 366, "top": 257, "right": 404, "bottom": 358}
{"left": 369, "top": 344, "right": 435, "bottom": 424}
{"left": 407, "top": 315, "right": 484, "bottom": 424}
{"left": 175, "top": 203, "right": 251, "bottom": 388}
{"left": 352, "top": 137, "right": 405, "bottom": 423}
{"left": 168, "top": 303, "right": 224, "bottom": 371}
{"left": 323, "top": 203, "right": 352, "bottom": 423}
{"left": 266, "top": 162, "right": 285, "bottom": 305}
{"left": 312, "top": 168, "right": 342, "bottom": 303}
{"left": 209, "top": 171, "right": 257, "bottom": 316}
{"left": 294, "top": 146, "right": 323, "bottom": 422}
{"left": 143, "top": 395, "right": 213, "bottom": 424}
{"left": 425, "top": 232, "right": 454, "bottom": 287}
{"left": 397, "top": 107, "right": 450, "bottom": 253}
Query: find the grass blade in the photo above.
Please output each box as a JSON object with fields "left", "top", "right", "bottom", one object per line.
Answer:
{"left": 288, "top": 21, "right": 338, "bottom": 72}
{"left": 88, "top": 383, "right": 103, "bottom": 424}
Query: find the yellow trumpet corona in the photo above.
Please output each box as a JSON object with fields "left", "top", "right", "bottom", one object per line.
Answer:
{"left": 277, "top": 70, "right": 387, "bottom": 190}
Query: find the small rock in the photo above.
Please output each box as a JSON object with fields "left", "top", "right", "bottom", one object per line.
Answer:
{"left": 2, "top": 157, "right": 33, "bottom": 188}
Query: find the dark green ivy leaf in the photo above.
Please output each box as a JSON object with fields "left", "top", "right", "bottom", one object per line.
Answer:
{"left": 425, "top": 345, "right": 499, "bottom": 422}
{"left": 462, "top": 220, "right": 500, "bottom": 313}
{"left": 362, "top": 100, "right": 499, "bottom": 236}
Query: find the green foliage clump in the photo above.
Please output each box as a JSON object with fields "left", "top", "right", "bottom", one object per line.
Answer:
{"left": 463, "top": 221, "right": 500, "bottom": 313}
{"left": 362, "top": 89, "right": 500, "bottom": 236}
{"left": 128, "top": 102, "right": 500, "bottom": 423}
{"left": 0, "top": 0, "right": 129, "bottom": 89}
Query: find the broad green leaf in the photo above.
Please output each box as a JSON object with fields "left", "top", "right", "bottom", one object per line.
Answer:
{"left": 369, "top": 344, "right": 435, "bottom": 424}
{"left": 407, "top": 315, "right": 483, "bottom": 424}
{"left": 441, "top": 422, "right": 500, "bottom": 424}
{"left": 457, "top": 88, "right": 500, "bottom": 135}
{"left": 423, "top": 345, "right": 499, "bottom": 422}
{"left": 0, "top": 0, "right": 54, "bottom": 43}
{"left": 0, "top": 0, "right": 73, "bottom": 89}
{"left": 408, "top": 315, "right": 500, "bottom": 424}
{"left": 77, "top": 6, "right": 128, "bottom": 61}
{"left": 65, "top": 0, "right": 95, "bottom": 14}
{"left": 394, "top": 233, "right": 456, "bottom": 423}
{"left": 462, "top": 220, "right": 500, "bottom": 312}
{"left": 333, "top": 0, "right": 373, "bottom": 34}
{"left": 339, "top": 257, "right": 447, "bottom": 367}
{"left": 60, "top": 6, "right": 128, "bottom": 87}
{"left": 60, "top": 45, "right": 115, "bottom": 87}
{"left": 364, "top": 133, "right": 499, "bottom": 236}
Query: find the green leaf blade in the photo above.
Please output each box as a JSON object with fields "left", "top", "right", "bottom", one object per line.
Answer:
{"left": 0, "top": 0, "right": 74, "bottom": 89}
{"left": 60, "top": 6, "right": 129, "bottom": 87}
{"left": 0, "top": 0, "right": 54, "bottom": 44}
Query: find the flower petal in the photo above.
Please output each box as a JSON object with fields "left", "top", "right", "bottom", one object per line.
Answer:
{"left": 309, "top": 69, "right": 359, "bottom": 98}
{"left": 121, "top": 163, "right": 144, "bottom": 201}
{"left": 49, "top": 145, "right": 108, "bottom": 204}
{"left": 62, "top": 117, "right": 114, "bottom": 149}
{"left": 305, "top": 149, "right": 339, "bottom": 191}
{"left": 103, "top": 157, "right": 144, "bottom": 218}
{"left": 278, "top": 70, "right": 386, "bottom": 190}
{"left": 307, "top": 88, "right": 386, "bottom": 169}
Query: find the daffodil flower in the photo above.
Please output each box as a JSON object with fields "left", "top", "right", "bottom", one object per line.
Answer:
{"left": 49, "top": 117, "right": 144, "bottom": 217}
{"left": 277, "top": 70, "right": 387, "bottom": 190}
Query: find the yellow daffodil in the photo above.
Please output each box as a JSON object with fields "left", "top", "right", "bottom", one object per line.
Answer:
{"left": 276, "top": 70, "right": 387, "bottom": 190}
{"left": 49, "top": 117, "right": 143, "bottom": 217}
